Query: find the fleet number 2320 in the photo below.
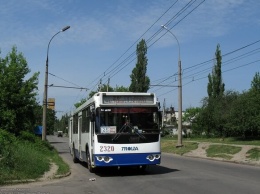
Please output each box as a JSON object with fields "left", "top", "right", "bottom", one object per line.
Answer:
{"left": 100, "top": 146, "right": 114, "bottom": 152}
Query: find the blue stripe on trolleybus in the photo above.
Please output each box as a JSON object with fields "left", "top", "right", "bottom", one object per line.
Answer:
{"left": 94, "top": 153, "right": 161, "bottom": 166}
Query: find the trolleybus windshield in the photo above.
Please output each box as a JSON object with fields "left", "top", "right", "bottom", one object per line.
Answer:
{"left": 95, "top": 107, "right": 159, "bottom": 135}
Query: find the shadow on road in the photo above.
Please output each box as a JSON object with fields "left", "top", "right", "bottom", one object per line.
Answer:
{"left": 76, "top": 161, "right": 178, "bottom": 177}
{"left": 58, "top": 151, "right": 70, "bottom": 155}
{"left": 49, "top": 141, "right": 66, "bottom": 144}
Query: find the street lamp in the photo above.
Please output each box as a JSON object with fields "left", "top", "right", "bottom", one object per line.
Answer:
{"left": 42, "top": 25, "right": 70, "bottom": 141}
{"left": 161, "top": 25, "right": 183, "bottom": 147}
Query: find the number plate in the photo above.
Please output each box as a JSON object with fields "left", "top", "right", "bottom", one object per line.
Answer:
{"left": 100, "top": 126, "right": 117, "bottom": 134}
{"left": 100, "top": 146, "right": 115, "bottom": 152}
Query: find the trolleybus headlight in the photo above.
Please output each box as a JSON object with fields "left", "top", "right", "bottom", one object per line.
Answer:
{"left": 147, "top": 155, "right": 155, "bottom": 161}
{"left": 104, "top": 156, "right": 110, "bottom": 162}
{"left": 97, "top": 156, "right": 103, "bottom": 161}
{"left": 146, "top": 154, "right": 161, "bottom": 162}
{"left": 96, "top": 156, "right": 113, "bottom": 163}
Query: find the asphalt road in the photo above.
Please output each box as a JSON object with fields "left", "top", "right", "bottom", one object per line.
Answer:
{"left": 2, "top": 135, "right": 260, "bottom": 194}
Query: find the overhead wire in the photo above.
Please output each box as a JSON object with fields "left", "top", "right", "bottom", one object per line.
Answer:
{"left": 83, "top": 0, "right": 181, "bottom": 91}
{"left": 57, "top": 0, "right": 207, "bottom": 115}
{"left": 54, "top": 0, "right": 259, "bottom": 114}
{"left": 48, "top": 72, "right": 83, "bottom": 88}
{"left": 154, "top": 51, "right": 260, "bottom": 98}
{"left": 68, "top": 0, "right": 184, "bottom": 107}
{"left": 102, "top": 0, "right": 204, "bottom": 84}
{"left": 88, "top": 0, "right": 202, "bottom": 86}
{"left": 151, "top": 43, "right": 260, "bottom": 93}
{"left": 156, "top": 58, "right": 260, "bottom": 98}
{"left": 182, "top": 46, "right": 260, "bottom": 82}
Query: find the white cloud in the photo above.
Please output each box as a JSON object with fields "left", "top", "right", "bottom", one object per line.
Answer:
{"left": 177, "top": 0, "right": 259, "bottom": 39}
{"left": 1, "top": 0, "right": 259, "bottom": 50}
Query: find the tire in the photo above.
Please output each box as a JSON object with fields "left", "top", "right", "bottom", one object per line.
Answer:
{"left": 87, "top": 149, "right": 95, "bottom": 173}
{"left": 72, "top": 145, "right": 78, "bottom": 163}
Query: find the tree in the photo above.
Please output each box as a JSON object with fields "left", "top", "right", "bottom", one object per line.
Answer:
{"left": 183, "top": 107, "right": 201, "bottom": 123}
{"left": 55, "top": 114, "right": 69, "bottom": 134}
{"left": 74, "top": 98, "right": 87, "bottom": 109}
{"left": 250, "top": 72, "right": 260, "bottom": 92}
{"left": 47, "top": 108, "right": 56, "bottom": 135}
{"left": 0, "top": 46, "right": 39, "bottom": 134}
{"left": 115, "top": 85, "right": 129, "bottom": 92}
{"left": 195, "top": 97, "right": 215, "bottom": 136}
{"left": 207, "top": 44, "right": 225, "bottom": 98}
{"left": 129, "top": 39, "right": 150, "bottom": 92}
{"left": 229, "top": 72, "right": 260, "bottom": 138}
{"left": 205, "top": 44, "right": 225, "bottom": 136}
{"left": 229, "top": 90, "right": 260, "bottom": 138}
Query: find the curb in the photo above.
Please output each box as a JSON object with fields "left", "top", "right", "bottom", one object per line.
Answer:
{"left": 54, "top": 171, "right": 71, "bottom": 179}
{"left": 182, "top": 154, "right": 260, "bottom": 167}
{"left": 3, "top": 171, "right": 71, "bottom": 185}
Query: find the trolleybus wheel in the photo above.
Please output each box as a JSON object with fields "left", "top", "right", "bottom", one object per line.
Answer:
{"left": 87, "top": 150, "right": 95, "bottom": 173}
{"left": 72, "top": 145, "right": 78, "bottom": 163}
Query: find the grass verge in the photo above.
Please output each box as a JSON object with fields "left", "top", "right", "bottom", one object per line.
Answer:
{"left": 206, "top": 145, "right": 242, "bottom": 160}
{"left": 0, "top": 129, "right": 70, "bottom": 185}
{"left": 246, "top": 148, "right": 260, "bottom": 161}
{"left": 161, "top": 139, "right": 198, "bottom": 155}
{"left": 161, "top": 136, "right": 260, "bottom": 162}
{"left": 185, "top": 137, "right": 260, "bottom": 146}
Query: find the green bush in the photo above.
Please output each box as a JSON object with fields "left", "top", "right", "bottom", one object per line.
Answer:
{"left": 0, "top": 129, "right": 69, "bottom": 185}
{"left": 18, "top": 130, "right": 54, "bottom": 153}
{"left": 0, "top": 129, "right": 52, "bottom": 184}
{"left": 161, "top": 128, "right": 171, "bottom": 137}
{"left": 0, "top": 142, "right": 50, "bottom": 182}
{"left": 18, "top": 130, "right": 37, "bottom": 143}
{"left": 0, "top": 129, "right": 15, "bottom": 156}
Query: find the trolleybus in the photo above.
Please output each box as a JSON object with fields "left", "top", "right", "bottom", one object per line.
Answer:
{"left": 69, "top": 92, "right": 161, "bottom": 172}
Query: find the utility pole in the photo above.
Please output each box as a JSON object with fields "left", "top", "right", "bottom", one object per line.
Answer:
{"left": 107, "top": 77, "right": 110, "bottom": 92}
{"left": 42, "top": 25, "right": 70, "bottom": 141}
{"left": 98, "top": 79, "right": 102, "bottom": 92}
{"left": 162, "top": 98, "right": 165, "bottom": 128}
{"left": 161, "top": 25, "right": 183, "bottom": 147}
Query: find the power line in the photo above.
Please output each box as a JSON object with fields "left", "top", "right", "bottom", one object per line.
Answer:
{"left": 151, "top": 42, "right": 260, "bottom": 97}
{"left": 49, "top": 72, "right": 83, "bottom": 88}
{"left": 87, "top": 0, "right": 205, "bottom": 90}
{"left": 183, "top": 47, "right": 260, "bottom": 82}
{"left": 83, "top": 0, "right": 181, "bottom": 91}
{"left": 151, "top": 43, "right": 260, "bottom": 90}
{"left": 156, "top": 59, "right": 260, "bottom": 98}
{"left": 183, "top": 39, "right": 260, "bottom": 72}
{"left": 48, "top": 84, "right": 89, "bottom": 90}
{"left": 59, "top": 1, "right": 208, "bottom": 115}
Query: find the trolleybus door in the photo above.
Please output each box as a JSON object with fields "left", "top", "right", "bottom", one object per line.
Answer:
{"left": 69, "top": 118, "right": 73, "bottom": 145}
{"left": 78, "top": 115, "right": 82, "bottom": 160}
{"left": 89, "top": 107, "right": 95, "bottom": 165}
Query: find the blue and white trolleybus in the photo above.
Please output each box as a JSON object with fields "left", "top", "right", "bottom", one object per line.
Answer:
{"left": 69, "top": 92, "right": 161, "bottom": 172}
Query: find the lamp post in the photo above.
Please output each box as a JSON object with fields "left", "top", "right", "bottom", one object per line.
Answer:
{"left": 161, "top": 25, "right": 183, "bottom": 147}
{"left": 42, "top": 25, "right": 70, "bottom": 141}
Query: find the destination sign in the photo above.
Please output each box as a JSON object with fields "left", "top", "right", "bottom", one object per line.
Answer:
{"left": 103, "top": 95, "right": 154, "bottom": 104}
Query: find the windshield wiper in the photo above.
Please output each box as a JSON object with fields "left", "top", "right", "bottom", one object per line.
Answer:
{"left": 112, "top": 123, "right": 130, "bottom": 141}
{"left": 133, "top": 129, "right": 146, "bottom": 140}
{"left": 112, "top": 123, "right": 146, "bottom": 142}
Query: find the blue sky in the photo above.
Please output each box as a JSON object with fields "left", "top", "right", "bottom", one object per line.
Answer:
{"left": 1, "top": 0, "right": 259, "bottom": 118}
